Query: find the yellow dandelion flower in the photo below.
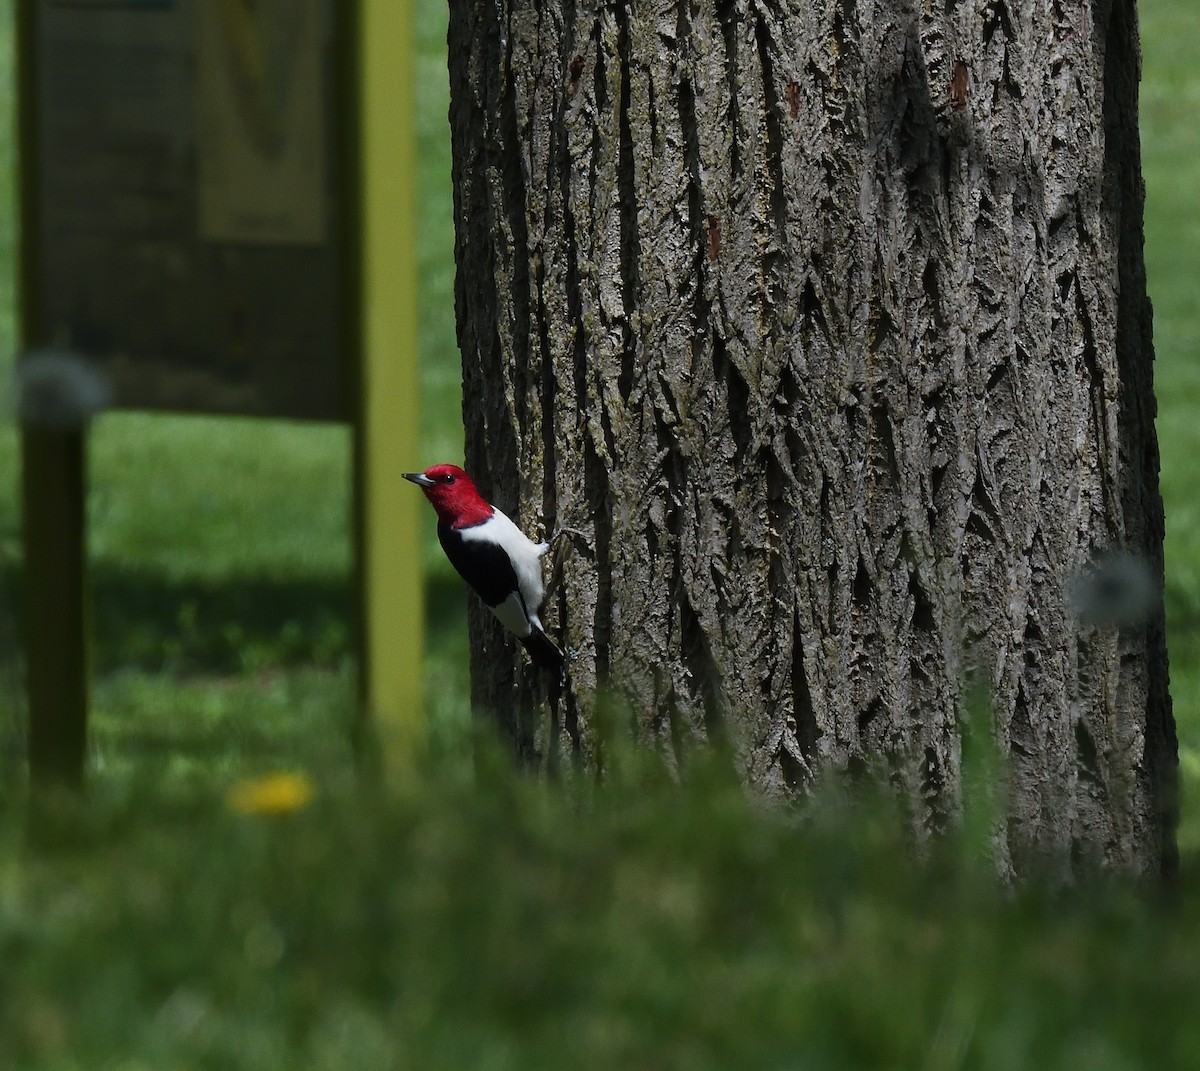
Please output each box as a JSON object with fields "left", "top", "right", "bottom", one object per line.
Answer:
{"left": 226, "top": 771, "right": 315, "bottom": 816}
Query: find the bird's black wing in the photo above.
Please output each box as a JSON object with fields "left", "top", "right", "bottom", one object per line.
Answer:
{"left": 437, "top": 521, "right": 522, "bottom": 609}
{"left": 521, "top": 628, "right": 564, "bottom": 673}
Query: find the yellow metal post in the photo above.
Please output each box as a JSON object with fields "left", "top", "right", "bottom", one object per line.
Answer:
{"left": 350, "top": 0, "right": 425, "bottom": 776}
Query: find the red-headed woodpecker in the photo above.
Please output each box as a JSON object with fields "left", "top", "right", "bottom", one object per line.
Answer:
{"left": 404, "top": 464, "right": 564, "bottom": 672}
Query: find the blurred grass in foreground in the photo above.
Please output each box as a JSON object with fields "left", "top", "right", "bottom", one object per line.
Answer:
{"left": 4, "top": 750, "right": 1199, "bottom": 1071}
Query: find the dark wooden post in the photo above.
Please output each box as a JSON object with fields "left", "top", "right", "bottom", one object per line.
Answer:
{"left": 21, "top": 427, "right": 89, "bottom": 789}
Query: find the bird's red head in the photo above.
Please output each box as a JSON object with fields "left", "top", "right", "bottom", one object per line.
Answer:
{"left": 403, "top": 464, "right": 494, "bottom": 527}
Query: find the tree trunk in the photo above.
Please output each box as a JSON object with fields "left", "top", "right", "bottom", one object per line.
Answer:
{"left": 446, "top": 0, "right": 1176, "bottom": 878}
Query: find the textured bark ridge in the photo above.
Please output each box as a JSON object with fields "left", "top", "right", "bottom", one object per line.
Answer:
{"left": 447, "top": 0, "right": 1176, "bottom": 878}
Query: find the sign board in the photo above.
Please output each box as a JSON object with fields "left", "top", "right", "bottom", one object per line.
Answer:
{"left": 28, "top": 0, "right": 346, "bottom": 419}
{"left": 18, "top": 0, "right": 426, "bottom": 785}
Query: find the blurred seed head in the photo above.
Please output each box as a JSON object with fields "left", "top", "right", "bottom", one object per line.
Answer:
{"left": 1069, "top": 551, "right": 1160, "bottom": 628}
{"left": 13, "top": 350, "right": 111, "bottom": 428}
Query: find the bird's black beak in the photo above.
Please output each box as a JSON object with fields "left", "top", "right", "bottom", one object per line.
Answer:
{"left": 403, "top": 472, "right": 436, "bottom": 488}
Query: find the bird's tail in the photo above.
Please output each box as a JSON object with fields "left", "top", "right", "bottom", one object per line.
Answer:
{"left": 522, "top": 626, "right": 564, "bottom": 674}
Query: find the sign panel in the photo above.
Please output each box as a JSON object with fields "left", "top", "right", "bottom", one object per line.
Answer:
{"left": 196, "top": 0, "right": 326, "bottom": 245}
{"left": 30, "top": 0, "right": 345, "bottom": 419}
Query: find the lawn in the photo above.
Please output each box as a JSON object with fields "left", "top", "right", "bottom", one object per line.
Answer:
{"left": 1143, "top": 0, "right": 1200, "bottom": 838}
{"left": 1, "top": 0, "right": 1199, "bottom": 1067}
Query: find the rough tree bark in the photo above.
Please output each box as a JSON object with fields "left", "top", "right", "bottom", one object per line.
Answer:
{"left": 446, "top": 0, "right": 1176, "bottom": 878}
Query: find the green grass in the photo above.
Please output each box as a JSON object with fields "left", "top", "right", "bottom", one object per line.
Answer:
{"left": 1, "top": 0, "right": 1200, "bottom": 1066}
{"left": 1143, "top": 0, "right": 1200, "bottom": 848}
